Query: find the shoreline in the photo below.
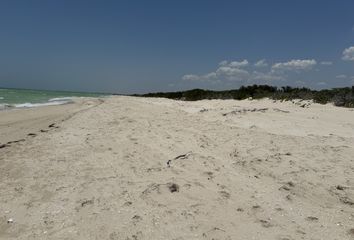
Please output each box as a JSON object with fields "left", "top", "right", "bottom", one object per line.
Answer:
{"left": 0, "top": 98, "right": 103, "bottom": 146}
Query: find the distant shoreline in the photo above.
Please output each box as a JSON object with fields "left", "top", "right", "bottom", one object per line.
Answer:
{"left": 0, "top": 88, "right": 109, "bottom": 110}
{"left": 0, "top": 97, "right": 102, "bottom": 144}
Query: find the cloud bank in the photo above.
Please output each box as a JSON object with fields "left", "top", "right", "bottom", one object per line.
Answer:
{"left": 182, "top": 59, "right": 318, "bottom": 85}
{"left": 254, "top": 59, "right": 268, "bottom": 67}
{"left": 271, "top": 59, "right": 317, "bottom": 72}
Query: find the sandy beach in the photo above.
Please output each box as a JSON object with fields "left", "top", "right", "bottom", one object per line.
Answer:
{"left": 1, "top": 96, "right": 354, "bottom": 240}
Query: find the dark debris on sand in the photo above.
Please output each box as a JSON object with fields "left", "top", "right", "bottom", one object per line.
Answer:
{"left": 168, "top": 183, "right": 179, "bottom": 193}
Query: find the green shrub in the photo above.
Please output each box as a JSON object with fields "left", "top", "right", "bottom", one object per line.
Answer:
{"left": 136, "top": 85, "right": 354, "bottom": 108}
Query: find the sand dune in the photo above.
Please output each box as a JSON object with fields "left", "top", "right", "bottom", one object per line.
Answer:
{"left": 1, "top": 96, "right": 354, "bottom": 240}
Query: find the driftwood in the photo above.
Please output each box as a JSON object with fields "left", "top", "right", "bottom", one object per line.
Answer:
{"left": 167, "top": 152, "right": 192, "bottom": 167}
{"left": 273, "top": 108, "right": 290, "bottom": 113}
{"left": 7, "top": 139, "right": 25, "bottom": 144}
{"left": 222, "top": 108, "right": 268, "bottom": 116}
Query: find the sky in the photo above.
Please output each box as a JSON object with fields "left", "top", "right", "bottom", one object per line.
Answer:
{"left": 0, "top": 0, "right": 354, "bottom": 94}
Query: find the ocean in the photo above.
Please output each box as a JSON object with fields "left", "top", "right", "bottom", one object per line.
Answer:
{"left": 0, "top": 88, "right": 107, "bottom": 110}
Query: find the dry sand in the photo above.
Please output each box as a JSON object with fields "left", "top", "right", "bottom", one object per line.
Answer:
{"left": 0, "top": 96, "right": 354, "bottom": 240}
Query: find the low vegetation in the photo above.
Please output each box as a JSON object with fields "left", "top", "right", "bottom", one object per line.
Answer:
{"left": 134, "top": 85, "right": 354, "bottom": 108}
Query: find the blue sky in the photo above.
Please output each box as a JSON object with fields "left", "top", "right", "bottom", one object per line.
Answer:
{"left": 0, "top": 0, "right": 353, "bottom": 93}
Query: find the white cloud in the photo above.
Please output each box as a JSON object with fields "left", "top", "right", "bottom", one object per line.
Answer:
{"left": 218, "top": 60, "right": 249, "bottom": 68}
{"left": 254, "top": 59, "right": 268, "bottom": 67}
{"left": 216, "top": 66, "right": 249, "bottom": 77}
{"left": 215, "top": 60, "right": 250, "bottom": 81}
{"left": 336, "top": 74, "right": 347, "bottom": 79}
{"left": 182, "top": 74, "right": 201, "bottom": 81}
{"left": 182, "top": 59, "right": 251, "bottom": 83}
{"left": 219, "top": 60, "right": 228, "bottom": 66}
{"left": 342, "top": 46, "right": 354, "bottom": 61}
{"left": 320, "top": 61, "right": 333, "bottom": 65}
{"left": 228, "top": 60, "right": 249, "bottom": 68}
{"left": 204, "top": 72, "right": 217, "bottom": 79}
{"left": 272, "top": 59, "right": 317, "bottom": 71}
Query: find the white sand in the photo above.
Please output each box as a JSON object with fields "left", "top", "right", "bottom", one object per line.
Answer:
{"left": 0, "top": 96, "right": 354, "bottom": 240}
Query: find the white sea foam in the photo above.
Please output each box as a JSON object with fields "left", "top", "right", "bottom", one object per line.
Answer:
{"left": 48, "top": 97, "right": 74, "bottom": 102}
{"left": 0, "top": 100, "right": 73, "bottom": 111}
{"left": 14, "top": 101, "right": 72, "bottom": 108}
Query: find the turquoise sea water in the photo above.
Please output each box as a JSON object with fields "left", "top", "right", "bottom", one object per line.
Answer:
{"left": 0, "top": 88, "right": 107, "bottom": 109}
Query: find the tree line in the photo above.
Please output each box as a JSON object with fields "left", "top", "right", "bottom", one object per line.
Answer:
{"left": 133, "top": 85, "right": 354, "bottom": 108}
